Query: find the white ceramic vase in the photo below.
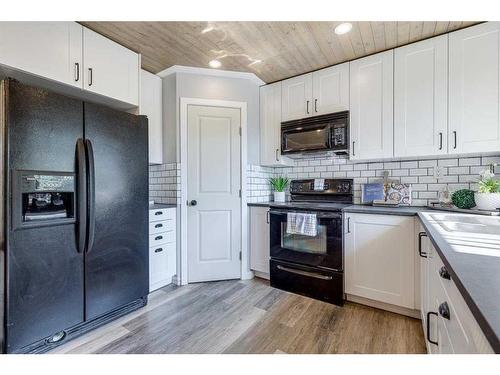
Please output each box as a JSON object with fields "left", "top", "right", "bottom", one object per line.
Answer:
{"left": 274, "top": 191, "right": 286, "bottom": 203}
{"left": 474, "top": 192, "right": 500, "bottom": 211}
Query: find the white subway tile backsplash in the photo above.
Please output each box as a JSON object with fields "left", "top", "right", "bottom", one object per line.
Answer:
{"left": 459, "top": 157, "right": 481, "bottom": 166}
{"left": 438, "top": 159, "right": 458, "bottom": 167}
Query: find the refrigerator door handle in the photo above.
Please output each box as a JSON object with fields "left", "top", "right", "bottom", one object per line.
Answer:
{"left": 85, "top": 139, "right": 96, "bottom": 253}
{"left": 76, "top": 139, "right": 87, "bottom": 253}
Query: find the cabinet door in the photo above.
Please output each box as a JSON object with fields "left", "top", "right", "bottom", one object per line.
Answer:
{"left": 260, "top": 83, "right": 293, "bottom": 167}
{"left": 394, "top": 35, "right": 448, "bottom": 157}
{"left": 141, "top": 69, "right": 163, "bottom": 164}
{"left": 349, "top": 51, "right": 394, "bottom": 160}
{"left": 149, "top": 242, "right": 175, "bottom": 292}
{"left": 312, "top": 63, "right": 349, "bottom": 115}
{"left": 250, "top": 207, "right": 270, "bottom": 275}
{"left": 0, "top": 22, "right": 82, "bottom": 88}
{"left": 344, "top": 213, "right": 415, "bottom": 308}
{"left": 281, "top": 73, "right": 313, "bottom": 121}
{"left": 83, "top": 27, "right": 139, "bottom": 106}
{"left": 449, "top": 22, "right": 500, "bottom": 154}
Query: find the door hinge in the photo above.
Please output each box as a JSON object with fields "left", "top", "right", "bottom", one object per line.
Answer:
{"left": 239, "top": 127, "right": 242, "bottom": 136}
{"left": 239, "top": 189, "right": 242, "bottom": 198}
{"left": 239, "top": 251, "right": 242, "bottom": 261}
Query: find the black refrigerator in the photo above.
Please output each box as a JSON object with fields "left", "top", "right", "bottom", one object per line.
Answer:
{"left": 0, "top": 79, "right": 149, "bottom": 353}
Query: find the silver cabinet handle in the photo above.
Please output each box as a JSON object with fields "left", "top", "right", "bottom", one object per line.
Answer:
{"left": 314, "top": 98, "right": 318, "bottom": 112}
{"left": 347, "top": 217, "right": 351, "bottom": 233}
{"left": 275, "top": 148, "right": 280, "bottom": 162}
{"left": 74, "top": 62, "right": 80, "bottom": 82}
{"left": 352, "top": 141, "right": 355, "bottom": 157}
{"left": 453, "top": 131, "right": 457, "bottom": 149}
{"left": 266, "top": 210, "right": 270, "bottom": 224}
{"left": 88, "top": 68, "right": 93, "bottom": 86}
{"left": 306, "top": 100, "right": 310, "bottom": 114}
{"left": 276, "top": 265, "right": 332, "bottom": 280}
{"left": 439, "top": 132, "right": 443, "bottom": 150}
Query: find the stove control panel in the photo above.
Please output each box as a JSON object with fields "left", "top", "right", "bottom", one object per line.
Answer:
{"left": 290, "top": 179, "right": 353, "bottom": 195}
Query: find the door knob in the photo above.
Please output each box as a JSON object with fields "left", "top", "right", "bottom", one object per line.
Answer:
{"left": 188, "top": 200, "right": 197, "bottom": 206}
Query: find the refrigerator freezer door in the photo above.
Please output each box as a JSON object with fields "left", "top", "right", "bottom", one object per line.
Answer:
{"left": 6, "top": 80, "right": 84, "bottom": 352}
{"left": 83, "top": 102, "right": 149, "bottom": 320}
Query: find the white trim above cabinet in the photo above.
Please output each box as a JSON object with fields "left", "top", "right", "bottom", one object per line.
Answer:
{"left": 140, "top": 69, "right": 163, "bottom": 165}
{"left": 349, "top": 50, "right": 394, "bottom": 160}
{"left": 312, "top": 63, "right": 349, "bottom": 115}
{"left": 260, "top": 82, "right": 293, "bottom": 167}
{"left": 449, "top": 22, "right": 500, "bottom": 154}
{"left": 394, "top": 35, "right": 448, "bottom": 158}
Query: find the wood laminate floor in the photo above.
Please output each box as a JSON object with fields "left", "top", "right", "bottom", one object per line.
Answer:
{"left": 50, "top": 278, "right": 426, "bottom": 354}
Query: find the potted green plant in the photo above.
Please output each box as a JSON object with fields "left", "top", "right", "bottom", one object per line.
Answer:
{"left": 269, "top": 176, "right": 289, "bottom": 203}
{"left": 475, "top": 164, "right": 500, "bottom": 211}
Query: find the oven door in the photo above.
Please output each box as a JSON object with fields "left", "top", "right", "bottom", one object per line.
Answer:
{"left": 269, "top": 209, "right": 343, "bottom": 271}
{"left": 281, "top": 124, "right": 331, "bottom": 154}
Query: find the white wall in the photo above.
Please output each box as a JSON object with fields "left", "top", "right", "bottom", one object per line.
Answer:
{"left": 161, "top": 72, "right": 261, "bottom": 164}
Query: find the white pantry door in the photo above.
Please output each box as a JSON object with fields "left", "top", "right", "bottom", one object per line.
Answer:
{"left": 187, "top": 105, "right": 242, "bottom": 282}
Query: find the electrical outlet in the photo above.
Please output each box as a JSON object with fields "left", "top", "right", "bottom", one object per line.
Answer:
{"left": 434, "top": 166, "right": 445, "bottom": 179}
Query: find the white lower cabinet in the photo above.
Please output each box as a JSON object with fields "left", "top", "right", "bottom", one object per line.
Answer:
{"left": 249, "top": 206, "right": 270, "bottom": 276}
{"left": 344, "top": 213, "right": 415, "bottom": 309}
{"left": 149, "top": 207, "right": 177, "bottom": 292}
{"left": 419, "top": 229, "right": 493, "bottom": 354}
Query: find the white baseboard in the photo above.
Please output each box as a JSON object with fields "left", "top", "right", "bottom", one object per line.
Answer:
{"left": 346, "top": 294, "right": 421, "bottom": 319}
{"left": 253, "top": 270, "right": 270, "bottom": 280}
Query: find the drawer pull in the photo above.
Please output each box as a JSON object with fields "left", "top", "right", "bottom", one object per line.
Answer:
{"left": 154, "top": 223, "right": 163, "bottom": 228}
{"left": 418, "top": 232, "right": 428, "bottom": 258}
{"left": 439, "top": 266, "right": 450, "bottom": 280}
{"left": 154, "top": 248, "right": 163, "bottom": 253}
{"left": 276, "top": 264, "right": 332, "bottom": 280}
{"left": 439, "top": 302, "right": 450, "bottom": 320}
{"left": 426, "top": 312, "right": 438, "bottom": 346}
{"left": 155, "top": 211, "right": 163, "bottom": 216}
{"left": 154, "top": 235, "right": 163, "bottom": 241}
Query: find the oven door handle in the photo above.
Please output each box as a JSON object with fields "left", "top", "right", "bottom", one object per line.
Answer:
{"left": 269, "top": 210, "right": 341, "bottom": 219}
{"left": 277, "top": 265, "right": 333, "bottom": 280}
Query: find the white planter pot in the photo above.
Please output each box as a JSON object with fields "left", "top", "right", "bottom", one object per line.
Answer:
{"left": 474, "top": 192, "right": 500, "bottom": 211}
{"left": 273, "top": 191, "right": 286, "bottom": 203}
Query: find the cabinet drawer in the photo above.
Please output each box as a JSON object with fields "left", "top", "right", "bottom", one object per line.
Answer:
{"left": 149, "top": 242, "right": 176, "bottom": 292}
{"left": 149, "top": 230, "right": 175, "bottom": 247}
{"left": 149, "top": 219, "right": 175, "bottom": 235}
{"left": 149, "top": 207, "right": 175, "bottom": 222}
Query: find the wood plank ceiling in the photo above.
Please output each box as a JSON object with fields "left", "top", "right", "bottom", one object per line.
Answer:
{"left": 81, "top": 21, "right": 478, "bottom": 83}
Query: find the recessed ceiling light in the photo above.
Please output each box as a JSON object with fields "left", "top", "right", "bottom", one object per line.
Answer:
{"left": 334, "top": 22, "right": 353, "bottom": 35}
{"left": 208, "top": 59, "right": 221, "bottom": 68}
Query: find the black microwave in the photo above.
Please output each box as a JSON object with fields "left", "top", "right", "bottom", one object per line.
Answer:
{"left": 281, "top": 111, "right": 349, "bottom": 155}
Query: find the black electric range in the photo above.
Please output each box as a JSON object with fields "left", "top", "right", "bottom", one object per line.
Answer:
{"left": 269, "top": 179, "right": 353, "bottom": 306}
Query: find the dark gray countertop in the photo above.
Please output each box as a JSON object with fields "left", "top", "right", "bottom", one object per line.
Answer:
{"left": 418, "top": 212, "right": 500, "bottom": 353}
{"left": 247, "top": 201, "right": 427, "bottom": 216}
{"left": 149, "top": 203, "right": 177, "bottom": 210}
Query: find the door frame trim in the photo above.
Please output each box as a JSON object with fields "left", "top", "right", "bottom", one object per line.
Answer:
{"left": 179, "top": 97, "right": 251, "bottom": 285}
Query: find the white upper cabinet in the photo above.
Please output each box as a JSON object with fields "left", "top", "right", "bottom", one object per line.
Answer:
{"left": 281, "top": 73, "right": 313, "bottom": 121}
{"left": 0, "top": 22, "right": 83, "bottom": 88}
{"left": 312, "top": 63, "right": 349, "bottom": 115}
{"left": 260, "top": 82, "right": 293, "bottom": 167}
{"left": 83, "top": 28, "right": 140, "bottom": 106}
{"left": 140, "top": 70, "right": 163, "bottom": 165}
{"left": 394, "top": 35, "right": 448, "bottom": 157}
{"left": 344, "top": 213, "right": 415, "bottom": 309}
{"left": 449, "top": 22, "right": 500, "bottom": 154}
{"left": 349, "top": 50, "right": 394, "bottom": 160}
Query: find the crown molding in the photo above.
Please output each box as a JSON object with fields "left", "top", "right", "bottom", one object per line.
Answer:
{"left": 156, "top": 65, "right": 265, "bottom": 86}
